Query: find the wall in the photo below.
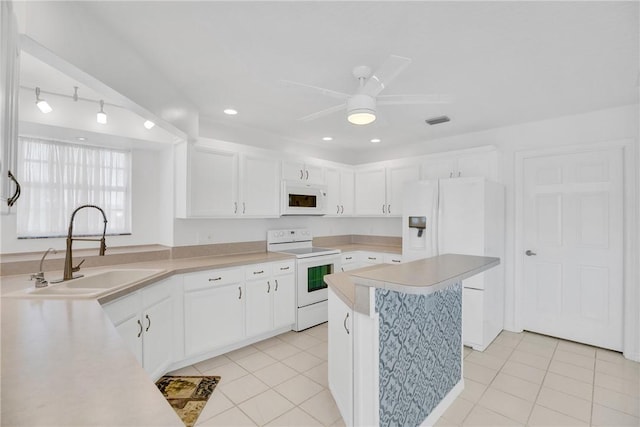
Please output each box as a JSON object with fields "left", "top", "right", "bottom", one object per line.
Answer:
{"left": 0, "top": 147, "right": 173, "bottom": 254}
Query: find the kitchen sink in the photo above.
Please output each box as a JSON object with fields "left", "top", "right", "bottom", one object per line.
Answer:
{"left": 7, "top": 268, "right": 166, "bottom": 299}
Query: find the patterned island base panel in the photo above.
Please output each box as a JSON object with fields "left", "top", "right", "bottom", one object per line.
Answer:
{"left": 155, "top": 375, "right": 221, "bottom": 427}
{"left": 376, "top": 282, "right": 462, "bottom": 427}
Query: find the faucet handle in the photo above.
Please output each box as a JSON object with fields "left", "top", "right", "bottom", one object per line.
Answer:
{"left": 72, "top": 259, "right": 85, "bottom": 272}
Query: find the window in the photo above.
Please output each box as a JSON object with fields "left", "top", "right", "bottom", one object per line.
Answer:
{"left": 17, "top": 136, "right": 131, "bottom": 238}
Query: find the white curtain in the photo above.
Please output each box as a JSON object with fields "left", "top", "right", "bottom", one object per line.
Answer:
{"left": 17, "top": 137, "right": 131, "bottom": 238}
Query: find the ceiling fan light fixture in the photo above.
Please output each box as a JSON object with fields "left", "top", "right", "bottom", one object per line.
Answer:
{"left": 347, "top": 94, "right": 376, "bottom": 125}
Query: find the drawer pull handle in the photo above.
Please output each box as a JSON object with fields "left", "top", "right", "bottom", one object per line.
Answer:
{"left": 345, "top": 256, "right": 352, "bottom": 260}
{"left": 280, "top": 266, "right": 290, "bottom": 271}
{"left": 275, "top": 279, "right": 278, "bottom": 291}
{"left": 368, "top": 257, "right": 376, "bottom": 260}
{"left": 267, "top": 281, "right": 271, "bottom": 293}
{"left": 137, "top": 319, "right": 143, "bottom": 338}
{"left": 209, "top": 277, "right": 222, "bottom": 282}
{"left": 392, "top": 259, "right": 401, "bottom": 263}
{"left": 238, "top": 286, "right": 242, "bottom": 299}
{"left": 344, "top": 313, "right": 350, "bottom": 334}
{"left": 305, "top": 170, "right": 309, "bottom": 180}
{"left": 253, "top": 270, "right": 264, "bottom": 275}
{"left": 145, "top": 314, "right": 151, "bottom": 332}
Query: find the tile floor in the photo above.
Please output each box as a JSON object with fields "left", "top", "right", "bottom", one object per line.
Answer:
{"left": 169, "top": 325, "right": 640, "bottom": 426}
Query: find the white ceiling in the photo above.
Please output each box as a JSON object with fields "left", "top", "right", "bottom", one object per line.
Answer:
{"left": 65, "top": 2, "right": 639, "bottom": 151}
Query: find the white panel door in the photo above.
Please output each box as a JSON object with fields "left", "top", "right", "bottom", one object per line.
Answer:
{"left": 522, "top": 149, "right": 623, "bottom": 350}
{"left": 189, "top": 147, "right": 238, "bottom": 216}
{"left": 386, "top": 164, "right": 420, "bottom": 216}
{"left": 354, "top": 168, "right": 386, "bottom": 215}
{"left": 240, "top": 155, "right": 280, "bottom": 216}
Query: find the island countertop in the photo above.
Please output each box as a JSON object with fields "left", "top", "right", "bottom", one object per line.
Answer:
{"left": 325, "top": 253, "right": 500, "bottom": 310}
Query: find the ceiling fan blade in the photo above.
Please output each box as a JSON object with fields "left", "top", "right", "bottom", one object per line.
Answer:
{"left": 377, "top": 94, "right": 455, "bottom": 105}
{"left": 361, "top": 55, "right": 412, "bottom": 97}
{"left": 298, "top": 103, "right": 346, "bottom": 122}
{"left": 279, "top": 79, "right": 351, "bottom": 100}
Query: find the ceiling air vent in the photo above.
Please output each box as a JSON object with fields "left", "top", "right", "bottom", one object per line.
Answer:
{"left": 425, "top": 115, "right": 451, "bottom": 125}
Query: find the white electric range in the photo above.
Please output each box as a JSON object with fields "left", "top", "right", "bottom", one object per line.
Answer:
{"left": 267, "top": 229, "right": 341, "bottom": 331}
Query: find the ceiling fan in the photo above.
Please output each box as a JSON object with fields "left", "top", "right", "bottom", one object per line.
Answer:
{"left": 281, "top": 55, "right": 452, "bottom": 125}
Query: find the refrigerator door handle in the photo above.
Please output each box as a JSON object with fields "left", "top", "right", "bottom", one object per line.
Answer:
{"left": 436, "top": 180, "right": 442, "bottom": 256}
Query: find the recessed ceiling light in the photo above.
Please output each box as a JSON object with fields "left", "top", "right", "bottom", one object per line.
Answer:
{"left": 223, "top": 108, "right": 238, "bottom": 115}
{"left": 77, "top": 137, "right": 86, "bottom": 141}
{"left": 322, "top": 136, "right": 333, "bottom": 141}
{"left": 370, "top": 138, "right": 381, "bottom": 143}
{"left": 143, "top": 120, "right": 155, "bottom": 129}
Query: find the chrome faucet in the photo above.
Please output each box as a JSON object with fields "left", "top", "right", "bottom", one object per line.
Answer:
{"left": 30, "top": 247, "right": 57, "bottom": 287}
{"left": 60, "top": 204, "right": 108, "bottom": 281}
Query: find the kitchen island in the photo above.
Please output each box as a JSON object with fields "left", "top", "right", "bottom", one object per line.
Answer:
{"left": 324, "top": 254, "right": 500, "bottom": 427}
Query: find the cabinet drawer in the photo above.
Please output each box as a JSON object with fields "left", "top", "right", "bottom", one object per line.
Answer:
{"left": 360, "top": 252, "right": 383, "bottom": 264}
{"left": 383, "top": 253, "right": 402, "bottom": 264}
{"left": 272, "top": 260, "right": 295, "bottom": 276}
{"left": 341, "top": 252, "right": 358, "bottom": 265}
{"left": 245, "top": 263, "right": 272, "bottom": 280}
{"left": 184, "top": 267, "right": 244, "bottom": 292}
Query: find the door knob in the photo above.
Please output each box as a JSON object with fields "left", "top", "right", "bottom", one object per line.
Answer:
{"left": 525, "top": 250, "right": 537, "bottom": 256}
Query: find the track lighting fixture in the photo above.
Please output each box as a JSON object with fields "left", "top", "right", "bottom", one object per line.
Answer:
{"left": 35, "top": 87, "right": 52, "bottom": 114}
{"left": 97, "top": 100, "right": 107, "bottom": 124}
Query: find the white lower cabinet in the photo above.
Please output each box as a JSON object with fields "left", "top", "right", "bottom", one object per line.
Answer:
{"left": 245, "top": 277, "right": 272, "bottom": 337}
{"left": 341, "top": 252, "right": 359, "bottom": 272}
{"left": 102, "top": 278, "right": 175, "bottom": 380}
{"left": 272, "top": 261, "right": 296, "bottom": 328}
{"left": 246, "top": 261, "right": 296, "bottom": 336}
{"left": 328, "top": 287, "right": 353, "bottom": 425}
{"left": 183, "top": 267, "right": 245, "bottom": 357}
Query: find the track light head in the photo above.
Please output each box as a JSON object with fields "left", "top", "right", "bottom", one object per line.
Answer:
{"left": 96, "top": 100, "right": 107, "bottom": 124}
{"left": 35, "top": 87, "right": 52, "bottom": 114}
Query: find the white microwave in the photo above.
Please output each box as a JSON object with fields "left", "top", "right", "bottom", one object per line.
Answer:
{"left": 281, "top": 181, "right": 328, "bottom": 216}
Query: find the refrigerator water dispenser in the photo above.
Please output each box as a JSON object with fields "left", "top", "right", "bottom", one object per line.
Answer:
{"left": 408, "top": 216, "right": 427, "bottom": 248}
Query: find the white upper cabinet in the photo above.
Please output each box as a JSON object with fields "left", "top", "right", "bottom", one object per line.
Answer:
{"left": 325, "top": 167, "right": 354, "bottom": 216}
{"left": 354, "top": 164, "right": 419, "bottom": 217}
{"left": 282, "top": 160, "right": 324, "bottom": 184}
{"left": 176, "top": 142, "right": 280, "bottom": 218}
{"left": 420, "top": 147, "right": 500, "bottom": 181}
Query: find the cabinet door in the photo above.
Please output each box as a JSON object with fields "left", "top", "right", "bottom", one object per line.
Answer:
{"left": 103, "top": 293, "right": 144, "bottom": 366}
{"left": 142, "top": 295, "right": 173, "bottom": 379}
{"left": 325, "top": 168, "right": 342, "bottom": 216}
{"left": 114, "top": 315, "right": 144, "bottom": 366}
{"left": 184, "top": 283, "right": 244, "bottom": 356}
{"left": 328, "top": 288, "right": 353, "bottom": 424}
{"left": 463, "top": 288, "right": 484, "bottom": 348}
{"left": 240, "top": 155, "right": 280, "bottom": 216}
{"left": 189, "top": 147, "right": 238, "bottom": 216}
{"left": 456, "top": 151, "right": 499, "bottom": 181}
{"left": 272, "top": 274, "right": 295, "bottom": 329}
{"left": 304, "top": 164, "right": 324, "bottom": 184}
{"left": 420, "top": 157, "right": 457, "bottom": 180}
{"left": 354, "top": 168, "right": 386, "bottom": 216}
{"left": 245, "top": 279, "right": 272, "bottom": 337}
{"left": 386, "top": 164, "right": 420, "bottom": 216}
{"left": 340, "top": 169, "right": 355, "bottom": 215}
{"left": 282, "top": 161, "right": 306, "bottom": 181}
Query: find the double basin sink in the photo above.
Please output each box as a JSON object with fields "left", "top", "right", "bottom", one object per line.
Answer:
{"left": 8, "top": 269, "right": 166, "bottom": 299}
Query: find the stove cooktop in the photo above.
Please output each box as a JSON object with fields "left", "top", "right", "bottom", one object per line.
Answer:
{"left": 278, "top": 247, "right": 340, "bottom": 258}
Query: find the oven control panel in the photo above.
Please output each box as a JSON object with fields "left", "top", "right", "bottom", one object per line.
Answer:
{"left": 267, "top": 228, "right": 313, "bottom": 244}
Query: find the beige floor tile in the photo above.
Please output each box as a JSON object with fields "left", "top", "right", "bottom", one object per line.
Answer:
{"left": 168, "top": 365, "right": 201, "bottom": 376}
{"left": 542, "top": 371, "right": 593, "bottom": 401}
{"left": 274, "top": 374, "right": 324, "bottom": 405}
{"left": 279, "top": 331, "right": 322, "bottom": 350}
{"left": 328, "top": 416, "right": 346, "bottom": 427}
{"left": 501, "top": 360, "right": 546, "bottom": 384}
{"left": 491, "top": 372, "right": 541, "bottom": 402}
{"left": 594, "top": 386, "right": 640, "bottom": 417}
{"left": 462, "top": 405, "right": 524, "bottom": 426}
{"left": 492, "top": 331, "right": 523, "bottom": 349}
{"left": 521, "top": 332, "right": 559, "bottom": 348}
{"left": 304, "top": 362, "right": 329, "bottom": 388}
{"left": 464, "top": 347, "right": 473, "bottom": 358}
{"left": 466, "top": 351, "right": 507, "bottom": 370}
{"left": 484, "top": 342, "right": 516, "bottom": 360}
{"left": 201, "top": 361, "right": 249, "bottom": 383}
{"left": 596, "top": 359, "right": 640, "bottom": 382}
{"left": 219, "top": 374, "right": 269, "bottom": 404}
{"left": 434, "top": 416, "right": 462, "bottom": 427}
{"left": 596, "top": 348, "right": 626, "bottom": 363}
{"left": 553, "top": 349, "right": 595, "bottom": 370}
{"left": 536, "top": 387, "right": 592, "bottom": 422}
{"left": 509, "top": 349, "right": 551, "bottom": 370}
{"left": 194, "top": 354, "right": 232, "bottom": 373}
{"left": 225, "top": 345, "right": 259, "bottom": 361}
{"left": 238, "top": 389, "right": 295, "bottom": 425}
{"left": 306, "top": 341, "right": 328, "bottom": 360}
{"left": 515, "top": 340, "right": 555, "bottom": 358}
{"left": 557, "top": 340, "right": 597, "bottom": 358}
{"left": 460, "top": 378, "right": 487, "bottom": 403}
{"left": 265, "top": 407, "right": 323, "bottom": 427}
{"left": 595, "top": 371, "right": 640, "bottom": 397}
{"left": 302, "top": 325, "right": 328, "bottom": 342}
{"left": 282, "top": 351, "right": 323, "bottom": 373}
{"left": 253, "top": 336, "right": 284, "bottom": 351}
{"left": 463, "top": 360, "right": 498, "bottom": 385}
{"left": 527, "top": 405, "right": 588, "bottom": 426}
{"left": 441, "top": 397, "right": 474, "bottom": 424}
{"left": 195, "top": 390, "right": 235, "bottom": 425}
{"left": 478, "top": 387, "right": 533, "bottom": 424}
{"left": 299, "top": 389, "right": 342, "bottom": 426}
{"left": 253, "top": 361, "right": 299, "bottom": 387}
{"left": 263, "top": 342, "right": 303, "bottom": 361}
{"left": 198, "top": 407, "right": 257, "bottom": 426}
{"left": 235, "top": 351, "right": 278, "bottom": 372}
{"left": 591, "top": 403, "right": 640, "bottom": 426}
{"left": 548, "top": 360, "right": 594, "bottom": 384}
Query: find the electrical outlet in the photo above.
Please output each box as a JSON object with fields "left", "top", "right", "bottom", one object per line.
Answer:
{"left": 197, "top": 232, "right": 215, "bottom": 244}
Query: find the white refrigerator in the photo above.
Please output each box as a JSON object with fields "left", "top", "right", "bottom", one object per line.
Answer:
{"left": 402, "top": 178, "right": 505, "bottom": 351}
